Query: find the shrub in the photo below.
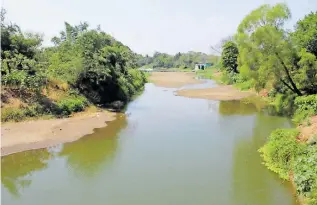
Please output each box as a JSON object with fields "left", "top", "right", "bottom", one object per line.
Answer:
{"left": 1, "top": 108, "right": 26, "bottom": 122}
{"left": 273, "top": 93, "right": 297, "bottom": 116}
{"left": 1, "top": 105, "right": 43, "bottom": 122}
{"left": 293, "top": 95, "right": 317, "bottom": 123}
{"left": 235, "top": 80, "right": 254, "bottom": 91}
{"left": 55, "top": 96, "right": 88, "bottom": 116}
{"left": 309, "top": 189, "right": 317, "bottom": 205}
{"left": 293, "top": 145, "right": 317, "bottom": 197}
{"left": 220, "top": 71, "right": 237, "bottom": 84}
{"left": 259, "top": 129, "right": 305, "bottom": 179}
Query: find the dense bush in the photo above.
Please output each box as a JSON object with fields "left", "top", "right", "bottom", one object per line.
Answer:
{"left": 220, "top": 71, "right": 240, "bottom": 84}
{"left": 259, "top": 129, "right": 304, "bottom": 179}
{"left": 293, "top": 94, "right": 317, "bottom": 123}
{"left": 310, "top": 190, "right": 317, "bottom": 205}
{"left": 219, "top": 70, "right": 254, "bottom": 91}
{"left": 293, "top": 145, "right": 317, "bottom": 197}
{"left": 259, "top": 128, "right": 317, "bottom": 203}
{"left": 1, "top": 10, "right": 147, "bottom": 121}
{"left": 272, "top": 93, "right": 297, "bottom": 116}
{"left": 55, "top": 95, "right": 88, "bottom": 116}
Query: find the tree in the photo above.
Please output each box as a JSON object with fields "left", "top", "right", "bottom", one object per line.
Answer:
{"left": 292, "top": 12, "right": 317, "bottom": 57}
{"left": 295, "top": 49, "right": 317, "bottom": 94}
{"left": 236, "top": 3, "right": 303, "bottom": 95}
{"left": 1, "top": 9, "right": 45, "bottom": 90}
{"left": 136, "top": 51, "right": 218, "bottom": 69}
{"left": 221, "top": 41, "right": 239, "bottom": 73}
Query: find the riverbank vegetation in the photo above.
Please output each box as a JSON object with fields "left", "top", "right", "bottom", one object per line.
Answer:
{"left": 136, "top": 51, "right": 219, "bottom": 69}
{"left": 210, "top": 4, "right": 317, "bottom": 204}
{"left": 1, "top": 9, "right": 147, "bottom": 122}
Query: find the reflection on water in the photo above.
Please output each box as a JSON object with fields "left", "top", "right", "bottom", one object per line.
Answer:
{"left": 1, "top": 115, "right": 127, "bottom": 197}
{"left": 1, "top": 82, "right": 298, "bottom": 205}
{"left": 219, "top": 100, "right": 258, "bottom": 115}
{"left": 231, "top": 113, "right": 297, "bottom": 205}
{"left": 59, "top": 114, "right": 127, "bottom": 177}
{"left": 1, "top": 149, "right": 51, "bottom": 197}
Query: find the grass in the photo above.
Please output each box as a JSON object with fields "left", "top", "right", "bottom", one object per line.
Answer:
{"left": 234, "top": 80, "right": 254, "bottom": 91}
{"left": 195, "top": 67, "right": 220, "bottom": 80}
{"left": 1, "top": 83, "right": 90, "bottom": 122}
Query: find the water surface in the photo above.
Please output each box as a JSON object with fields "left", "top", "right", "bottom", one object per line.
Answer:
{"left": 2, "top": 81, "right": 298, "bottom": 205}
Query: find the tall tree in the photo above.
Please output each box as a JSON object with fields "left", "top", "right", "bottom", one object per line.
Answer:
{"left": 221, "top": 41, "right": 239, "bottom": 73}
{"left": 236, "top": 3, "right": 303, "bottom": 95}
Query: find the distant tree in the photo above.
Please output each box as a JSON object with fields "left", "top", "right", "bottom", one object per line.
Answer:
{"left": 221, "top": 41, "right": 239, "bottom": 73}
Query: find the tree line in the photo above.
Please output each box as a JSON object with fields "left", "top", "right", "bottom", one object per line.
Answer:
{"left": 136, "top": 51, "right": 219, "bottom": 69}
{"left": 1, "top": 9, "right": 147, "bottom": 121}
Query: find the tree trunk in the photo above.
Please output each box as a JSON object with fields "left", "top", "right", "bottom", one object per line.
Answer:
{"left": 275, "top": 52, "right": 302, "bottom": 96}
{"left": 280, "top": 78, "right": 296, "bottom": 93}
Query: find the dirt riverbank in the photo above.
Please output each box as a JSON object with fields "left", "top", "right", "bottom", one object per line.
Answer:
{"left": 1, "top": 111, "right": 117, "bottom": 156}
{"left": 150, "top": 72, "right": 253, "bottom": 100}
{"left": 176, "top": 85, "right": 253, "bottom": 100}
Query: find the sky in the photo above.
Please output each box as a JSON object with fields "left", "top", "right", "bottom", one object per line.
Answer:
{"left": 2, "top": 0, "right": 317, "bottom": 55}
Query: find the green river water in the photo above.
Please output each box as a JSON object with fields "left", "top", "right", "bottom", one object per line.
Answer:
{"left": 1, "top": 80, "right": 299, "bottom": 205}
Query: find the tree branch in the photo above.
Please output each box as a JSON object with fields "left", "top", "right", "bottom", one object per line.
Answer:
{"left": 280, "top": 78, "right": 295, "bottom": 93}
{"left": 275, "top": 52, "right": 302, "bottom": 96}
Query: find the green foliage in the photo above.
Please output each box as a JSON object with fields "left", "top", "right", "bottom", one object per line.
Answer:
{"left": 309, "top": 189, "right": 317, "bottom": 205}
{"left": 1, "top": 105, "right": 45, "bottom": 122}
{"left": 293, "top": 145, "right": 317, "bottom": 197}
{"left": 47, "top": 25, "right": 148, "bottom": 105}
{"left": 1, "top": 12, "right": 46, "bottom": 91}
{"left": 195, "top": 68, "right": 215, "bottom": 79}
{"left": 292, "top": 12, "right": 317, "bottom": 57}
{"left": 295, "top": 49, "right": 317, "bottom": 94}
{"left": 259, "top": 129, "right": 304, "bottom": 179}
{"left": 1, "top": 9, "right": 147, "bottom": 121}
{"left": 230, "top": 4, "right": 317, "bottom": 203}
{"left": 272, "top": 93, "right": 297, "bottom": 116}
{"left": 220, "top": 70, "right": 248, "bottom": 86}
{"left": 259, "top": 128, "right": 317, "bottom": 203}
{"left": 293, "top": 94, "right": 317, "bottom": 123}
{"left": 236, "top": 3, "right": 306, "bottom": 96}
{"left": 56, "top": 96, "right": 88, "bottom": 116}
{"left": 221, "top": 41, "right": 239, "bottom": 73}
{"left": 235, "top": 80, "right": 254, "bottom": 91}
{"left": 137, "top": 51, "right": 218, "bottom": 69}
{"left": 220, "top": 71, "right": 236, "bottom": 84}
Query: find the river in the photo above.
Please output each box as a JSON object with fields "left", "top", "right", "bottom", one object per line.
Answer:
{"left": 1, "top": 80, "right": 299, "bottom": 205}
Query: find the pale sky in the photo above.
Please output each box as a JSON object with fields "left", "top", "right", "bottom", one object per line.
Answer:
{"left": 2, "top": 0, "right": 317, "bottom": 55}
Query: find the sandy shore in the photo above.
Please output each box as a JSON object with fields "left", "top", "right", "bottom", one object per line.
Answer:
{"left": 149, "top": 72, "right": 202, "bottom": 88}
{"left": 1, "top": 72, "right": 253, "bottom": 156}
{"left": 1, "top": 111, "right": 117, "bottom": 156}
{"left": 175, "top": 85, "right": 253, "bottom": 101}
{"left": 150, "top": 72, "right": 252, "bottom": 100}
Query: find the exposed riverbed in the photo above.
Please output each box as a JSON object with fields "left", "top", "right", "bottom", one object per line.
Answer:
{"left": 1, "top": 80, "right": 299, "bottom": 205}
